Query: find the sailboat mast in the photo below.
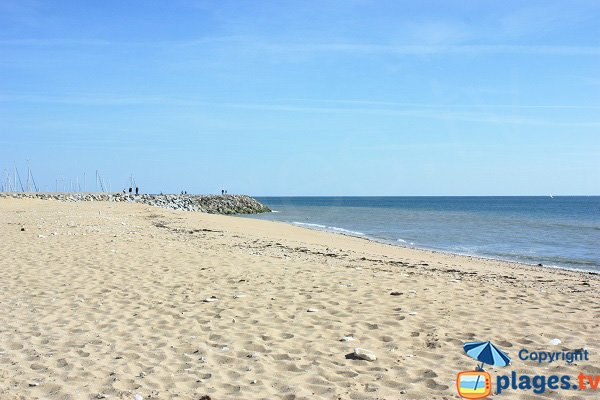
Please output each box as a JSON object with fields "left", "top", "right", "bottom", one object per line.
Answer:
{"left": 26, "top": 162, "right": 30, "bottom": 192}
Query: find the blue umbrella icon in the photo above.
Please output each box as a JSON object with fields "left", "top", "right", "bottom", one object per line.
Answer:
{"left": 463, "top": 341, "right": 510, "bottom": 396}
{"left": 463, "top": 341, "right": 511, "bottom": 395}
{"left": 464, "top": 341, "right": 511, "bottom": 369}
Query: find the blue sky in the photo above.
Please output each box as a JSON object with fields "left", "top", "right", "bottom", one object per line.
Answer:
{"left": 1, "top": 0, "right": 599, "bottom": 195}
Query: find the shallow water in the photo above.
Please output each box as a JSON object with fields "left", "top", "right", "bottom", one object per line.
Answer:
{"left": 245, "top": 196, "right": 600, "bottom": 272}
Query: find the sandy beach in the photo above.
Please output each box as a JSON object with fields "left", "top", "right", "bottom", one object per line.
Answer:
{"left": 0, "top": 198, "right": 598, "bottom": 400}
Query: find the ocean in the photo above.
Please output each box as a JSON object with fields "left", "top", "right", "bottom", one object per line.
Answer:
{"left": 244, "top": 196, "right": 600, "bottom": 273}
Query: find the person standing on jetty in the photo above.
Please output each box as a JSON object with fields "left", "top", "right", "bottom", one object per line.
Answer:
{"left": 135, "top": 187, "right": 139, "bottom": 195}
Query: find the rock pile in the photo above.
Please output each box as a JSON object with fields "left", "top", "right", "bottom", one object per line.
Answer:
{"left": 0, "top": 193, "right": 271, "bottom": 215}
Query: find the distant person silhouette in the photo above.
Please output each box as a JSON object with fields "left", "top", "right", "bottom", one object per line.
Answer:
{"left": 129, "top": 187, "right": 132, "bottom": 194}
{"left": 135, "top": 187, "right": 139, "bottom": 195}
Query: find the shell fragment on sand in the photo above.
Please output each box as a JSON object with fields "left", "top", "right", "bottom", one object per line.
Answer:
{"left": 340, "top": 336, "right": 355, "bottom": 342}
{"left": 353, "top": 348, "right": 377, "bottom": 361}
{"left": 203, "top": 296, "right": 219, "bottom": 302}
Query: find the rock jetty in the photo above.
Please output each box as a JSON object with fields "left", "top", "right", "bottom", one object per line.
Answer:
{"left": 0, "top": 193, "right": 271, "bottom": 214}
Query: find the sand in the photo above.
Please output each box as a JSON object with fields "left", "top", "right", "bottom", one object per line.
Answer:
{"left": 0, "top": 198, "right": 598, "bottom": 400}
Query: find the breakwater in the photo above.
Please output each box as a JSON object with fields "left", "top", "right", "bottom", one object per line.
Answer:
{"left": 0, "top": 193, "right": 271, "bottom": 214}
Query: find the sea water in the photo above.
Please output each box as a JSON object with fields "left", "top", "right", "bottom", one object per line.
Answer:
{"left": 244, "top": 196, "right": 600, "bottom": 272}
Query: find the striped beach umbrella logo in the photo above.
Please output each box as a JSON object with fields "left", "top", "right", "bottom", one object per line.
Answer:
{"left": 464, "top": 341, "right": 511, "bottom": 367}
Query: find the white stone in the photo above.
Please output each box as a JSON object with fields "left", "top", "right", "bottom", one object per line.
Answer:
{"left": 340, "top": 336, "right": 355, "bottom": 342}
{"left": 549, "top": 338, "right": 561, "bottom": 345}
{"left": 353, "top": 348, "right": 377, "bottom": 361}
{"left": 307, "top": 308, "right": 318, "bottom": 312}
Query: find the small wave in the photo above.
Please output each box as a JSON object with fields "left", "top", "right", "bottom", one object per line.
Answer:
{"left": 329, "top": 226, "right": 365, "bottom": 236}
{"left": 270, "top": 210, "right": 280, "bottom": 213}
{"left": 293, "top": 222, "right": 328, "bottom": 229}
{"left": 397, "top": 238, "right": 407, "bottom": 243}
{"left": 292, "top": 222, "right": 364, "bottom": 236}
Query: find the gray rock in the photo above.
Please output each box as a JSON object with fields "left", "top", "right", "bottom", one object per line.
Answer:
{"left": 353, "top": 348, "right": 377, "bottom": 361}
{"left": 0, "top": 193, "right": 271, "bottom": 215}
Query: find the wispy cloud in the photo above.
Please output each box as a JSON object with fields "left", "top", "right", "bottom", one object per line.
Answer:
{"left": 3, "top": 92, "right": 600, "bottom": 110}
{"left": 2, "top": 36, "right": 600, "bottom": 57}
{"left": 499, "top": 3, "right": 595, "bottom": 39}
{"left": 0, "top": 93, "right": 178, "bottom": 106}
{"left": 252, "top": 43, "right": 600, "bottom": 56}
{"left": 2, "top": 93, "right": 599, "bottom": 127}
{"left": 286, "top": 98, "right": 600, "bottom": 110}
{"left": 0, "top": 38, "right": 115, "bottom": 46}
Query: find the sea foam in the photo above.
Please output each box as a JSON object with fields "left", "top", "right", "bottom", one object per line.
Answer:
{"left": 292, "top": 222, "right": 365, "bottom": 236}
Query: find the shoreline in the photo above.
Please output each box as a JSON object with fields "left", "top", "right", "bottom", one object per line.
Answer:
{"left": 247, "top": 213, "right": 600, "bottom": 276}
